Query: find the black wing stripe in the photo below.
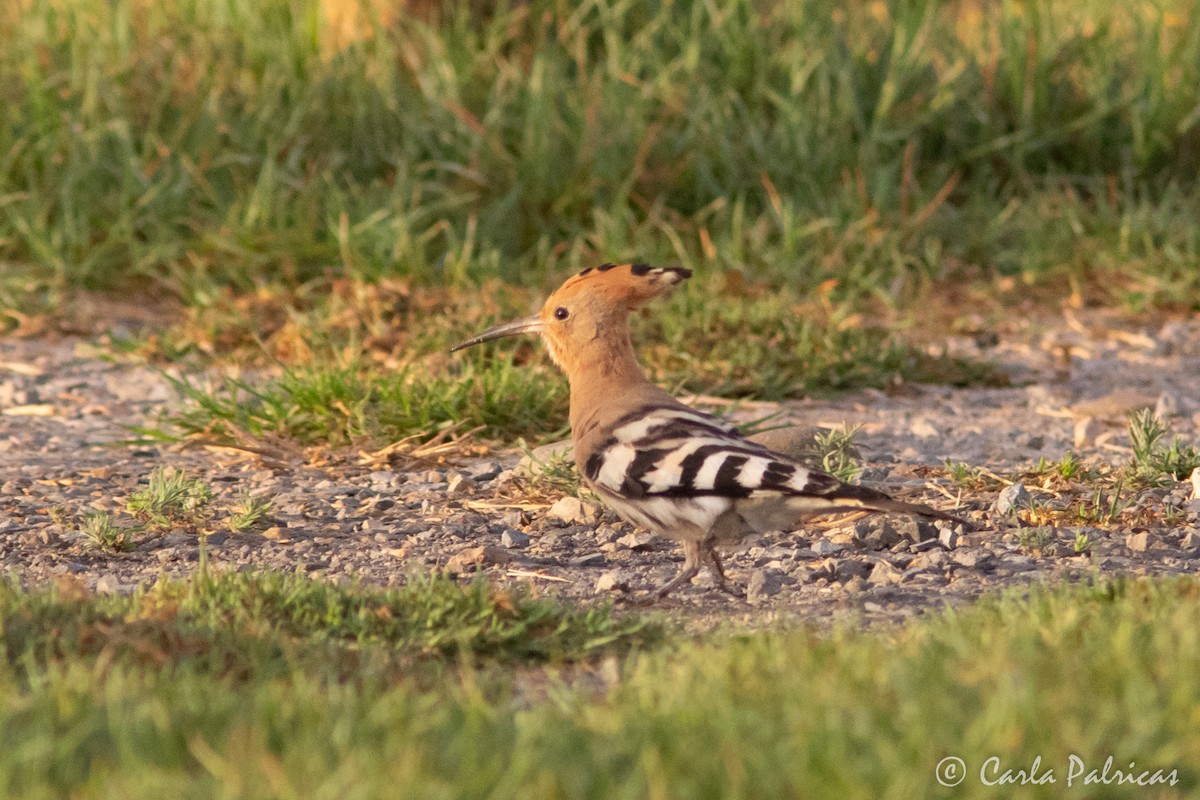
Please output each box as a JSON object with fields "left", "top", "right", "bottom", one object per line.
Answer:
{"left": 713, "top": 455, "right": 752, "bottom": 498}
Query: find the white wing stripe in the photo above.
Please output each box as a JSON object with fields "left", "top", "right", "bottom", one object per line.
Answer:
{"left": 738, "top": 458, "right": 768, "bottom": 489}
{"left": 691, "top": 453, "right": 727, "bottom": 490}
{"left": 597, "top": 443, "right": 637, "bottom": 490}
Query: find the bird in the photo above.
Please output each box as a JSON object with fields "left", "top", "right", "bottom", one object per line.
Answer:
{"left": 452, "top": 263, "right": 966, "bottom": 599}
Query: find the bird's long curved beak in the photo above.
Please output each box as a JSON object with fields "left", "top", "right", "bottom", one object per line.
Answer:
{"left": 450, "top": 315, "right": 544, "bottom": 352}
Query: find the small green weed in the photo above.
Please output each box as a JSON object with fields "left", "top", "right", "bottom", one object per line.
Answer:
{"left": 807, "top": 424, "right": 863, "bottom": 484}
{"left": 1016, "top": 526, "right": 1056, "bottom": 555}
{"left": 1128, "top": 409, "right": 1200, "bottom": 485}
{"left": 516, "top": 441, "right": 583, "bottom": 499}
{"left": 78, "top": 512, "right": 134, "bottom": 552}
{"left": 125, "top": 467, "right": 212, "bottom": 527}
{"left": 226, "top": 492, "right": 274, "bottom": 533}
{"left": 1073, "top": 530, "right": 1093, "bottom": 555}
{"left": 1073, "top": 478, "right": 1131, "bottom": 526}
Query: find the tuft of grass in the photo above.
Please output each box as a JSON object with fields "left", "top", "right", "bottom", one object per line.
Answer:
{"left": 807, "top": 423, "right": 864, "bottom": 484}
{"left": 1128, "top": 409, "right": 1200, "bottom": 485}
{"left": 77, "top": 512, "right": 134, "bottom": 552}
{"left": 125, "top": 466, "right": 212, "bottom": 527}
{"left": 516, "top": 440, "right": 584, "bottom": 500}
{"left": 1016, "top": 526, "right": 1056, "bottom": 556}
{"left": 162, "top": 359, "right": 571, "bottom": 448}
{"left": 226, "top": 492, "right": 274, "bottom": 533}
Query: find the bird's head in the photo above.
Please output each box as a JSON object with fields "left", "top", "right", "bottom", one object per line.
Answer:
{"left": 451, "top": 263, "right": 691, "bottom": 372}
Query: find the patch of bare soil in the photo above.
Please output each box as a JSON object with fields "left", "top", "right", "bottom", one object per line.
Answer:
{"left": 2, "top": 310, "right": 1199, "bottom": 628}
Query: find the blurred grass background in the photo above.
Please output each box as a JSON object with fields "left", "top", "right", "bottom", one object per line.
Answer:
{"left": 3, "top": 0, "right": 1199, "bottom": 313}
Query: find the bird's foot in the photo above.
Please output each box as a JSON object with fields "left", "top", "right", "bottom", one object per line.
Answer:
{"left": 715, "top": 579, "right": 745, "bottom": 599}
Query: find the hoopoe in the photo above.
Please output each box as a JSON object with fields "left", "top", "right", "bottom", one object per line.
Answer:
{"left": 453, "top": 263, "right": 964, "bottom": 599}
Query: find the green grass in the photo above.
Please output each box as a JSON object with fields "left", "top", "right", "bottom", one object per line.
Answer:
{"left": 0, "top": 574, "right": 1197, "bottom": 798}
{"left": 2, "top": 0, "right": 1200, "bottom": 314}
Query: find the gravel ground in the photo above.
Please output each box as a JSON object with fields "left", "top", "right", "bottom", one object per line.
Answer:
{"left": 3, "top": 311, "right": 1200, "bottom": 627}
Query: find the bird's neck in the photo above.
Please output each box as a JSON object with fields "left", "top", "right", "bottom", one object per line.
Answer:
{"left": 564, "top": 329, "right": 653, "bottom": 435}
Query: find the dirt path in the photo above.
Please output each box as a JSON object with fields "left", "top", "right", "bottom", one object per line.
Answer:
{"left": 2, "top": 311, "right": 1199, "bottom": 626}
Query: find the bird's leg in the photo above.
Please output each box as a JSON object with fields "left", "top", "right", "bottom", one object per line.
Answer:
{"left": 641, "top": 540, "right": 703, "bottom": 601}
{"left": 704, "top": 544, "right": 744, "bottom": 598}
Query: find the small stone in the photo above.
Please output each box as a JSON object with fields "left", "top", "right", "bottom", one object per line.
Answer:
{"left": 938, "top": 527, "right": 960, "bottom": 550}
{"left": 994, "top": 482, "right": 1032, "bottom": 515}
{"left": 1181, "top": 529, "right": 1200, "bottom": 550}
{"left": 616, "top": 532, "right": 655, "bottom": 550}
{"left": 912, "top": 537, "right": 941, "bottom": 553}
{"left": 841, "top": 577, "right": 868, "bottom": 594}
{"left": 1191, "top": 467, "right": 1200, "bottom": 501}
{"left": 826, "top": 529, "right": 859, "bottom": 548}
{"left": 951, "top": 549, "right": 994, "bottom": 570}
{"left": 1155, "top": 391, "right": 1180, "bottom": 420}
{"left": 368, "top": 470, "right": 398, "bottom": 488}
{"left": 1125, "top": 532, "right": 1153, "bottom": 552}
{"left": 445, "top": 473, "right": 474, "bottom": 497}
{"left": 834, "top": 559, "right": 872, "bottom": 582}
{"left": 500, "top": 530, "right": 530, "bottom": 548}
{"left": 446, "top": 545, "right": 511, "bottom": 573}
{"left": 811, "top": 539, "right": 842, "bottom": 556}
{"left": 909, "top": 550, "right": 949, "bottom": 570}
{"left": 547, "top": 497, "right": 599, "bottom": 525}
{"left": 570, "top": 553, "right": 606, "bottom": 568}
{"left": 746, "top": 569, "right": 784, "bottom": 602}
{"left": 94, "top": 575, "right": 121, "bottom": 595}
{"left": 467, "top": 461, "right": 504, "bottom": 482}
{"left": 595, "top": 570, "right": 633, "bottom": 592}
{"left": 868, "top": 560, "right": 904, "bottom": 586}
{"left": 1074, "top": 416, "right": 1101, "bottom": 449}
{"left": 910, "top": 417, "right": 939, "bottom": 438}
{"left": 854, "top": 518, "right": 902, "bottom": 550}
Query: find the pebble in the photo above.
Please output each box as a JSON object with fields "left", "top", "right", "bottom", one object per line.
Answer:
{"left": 546, "top": 497, "right": 599, "bottom": 525}
{"left": 1125, "top": 532, "right": 1153, "bottom": 552}
{"left": 811, "top": 539, "right": 842, "bottom": 556}
{"left": 445, "top": 545, "right": 511, "bottom": 573}
{"left": 854, "top": 519, "right": 902, "bottom": 550}
{"left": 868, "top": 560, "right": 904, "bottom": 586}
{"left": 616, "top": 532, "right": 655, "bottom": 550}
{"left": 1155, "top": 392, "right": 1180, "bottom": 419}
{"left": 500, "top": 530, "right": 530, "bottom": 548}
{"left": 994, "top": 482, "right": 1032, "bottom": 515}
{"left": 595, "top": 570, "right": 633, "bottom": 593}
{"left": 746, "top": 569, "right": 784, "bottom": 602}
{"left": 445, "top": 473, "right": 474, "bottom": 497}
{"left": 951, "top": 549, "right": 994, "bottom": 570}
{"left": 569, "top": 553, "right": 606, "bottom": 568}
{"left": 938, "top": 528, "right": 960, "bottom": 549}
{"left": 1182, "top": 530, "right": 1200, "bottom": 550}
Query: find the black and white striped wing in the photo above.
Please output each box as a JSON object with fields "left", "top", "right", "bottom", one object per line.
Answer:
{"left": 581, "top": 405, "right": 850, "bottom": 535}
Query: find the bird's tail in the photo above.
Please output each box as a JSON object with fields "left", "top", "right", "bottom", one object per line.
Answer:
{"left": 831, "top": 483, "right": 970, "bottom": 526}
{"left": 857, "top": 496, "right": 969, "bottom": 526}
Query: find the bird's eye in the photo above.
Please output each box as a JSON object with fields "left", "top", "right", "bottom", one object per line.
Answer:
{"left": 553, "top": 307, "right": 569, "bottom": 321}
